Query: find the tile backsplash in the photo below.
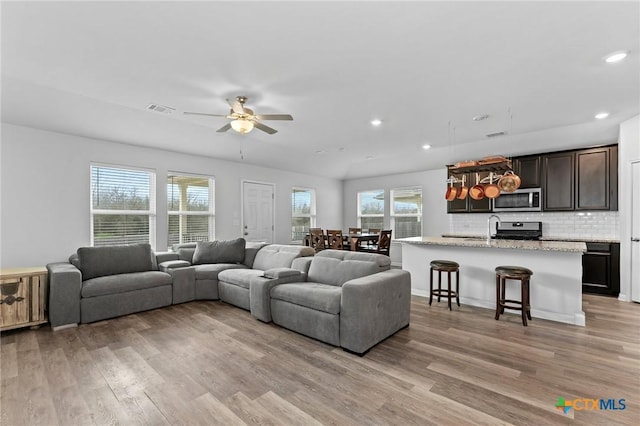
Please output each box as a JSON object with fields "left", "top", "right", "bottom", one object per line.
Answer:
{"left": 449, "top": 211, "right": 619, "bottom": 241}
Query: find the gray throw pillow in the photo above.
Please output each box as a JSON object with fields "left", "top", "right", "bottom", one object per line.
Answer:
{"left": 77, "top": 243, "right": 153, "bottom": 280}
{"left": 192, "top": 238, "right": 246, "bottom": 265}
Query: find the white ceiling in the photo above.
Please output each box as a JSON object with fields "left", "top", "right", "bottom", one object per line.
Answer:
{"left": 2, "top": 1, "right": 639, "bottom": 180}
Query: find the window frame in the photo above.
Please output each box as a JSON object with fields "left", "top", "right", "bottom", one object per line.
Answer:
{"left": 390, "top": 186, "right": 423, "bottom": 238}
{"left": 167, "top": 172, "right": 216, "bottom": 248}
{"left": 357, "top": 189, "right": 385, "bottom": 230}
{"left": 90, "top": 163, "right": 156, "bottom": 248}
{"left": 291, "top": 186, "right": 316, "bottom": 243}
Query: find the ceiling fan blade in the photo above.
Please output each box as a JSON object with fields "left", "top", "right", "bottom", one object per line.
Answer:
{"left": 226, "top": 98, "right": 245, "bottom": 114}
{"left": 255, "top": 114, "right": 293, "bottom": 121}
{"left": 216, "top": 123, "right": 232, "bottom": 133}
{"left": 254, "top": 122, "right": 278, "bottom": 134}
{"left": 184, "top": 112, "right": 228, "bottom": 117}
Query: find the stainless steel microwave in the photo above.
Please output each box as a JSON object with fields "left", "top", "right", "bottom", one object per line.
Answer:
{"left": 492, "top": 188, "right": 542, "bottom": 212}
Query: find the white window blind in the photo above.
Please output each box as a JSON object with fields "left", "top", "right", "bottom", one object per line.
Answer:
{"left": 168, "top": 173, "right": 215, "bottom": 248}
{"left": 391, "top": 187, "right": 422, "bottom": 238}
{"left": 357, "top": 190, "right": 384, "bottom": 230}
{"left": 291, "top": 187, "right": 315, "bottom": 242}
{"left": 90, "top": 164, "right": 156, "bottom": 247}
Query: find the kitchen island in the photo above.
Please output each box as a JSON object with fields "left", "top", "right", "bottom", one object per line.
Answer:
{"left": 400, "top": 236, "right": 587, "bottom": 326}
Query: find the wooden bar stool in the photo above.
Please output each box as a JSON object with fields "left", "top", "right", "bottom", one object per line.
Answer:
{"left": 429, "top": 260, "right": 460, "bottom": 310}
{"left": 495, "top": 266, "right": 533, "bottom": 326}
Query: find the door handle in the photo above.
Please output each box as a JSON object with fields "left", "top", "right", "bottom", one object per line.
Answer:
{"left": 244, "top": 232, "right": 249, "bottom": 236}
{"left": 632, "top": 238, "right": 640, "bottom": 242}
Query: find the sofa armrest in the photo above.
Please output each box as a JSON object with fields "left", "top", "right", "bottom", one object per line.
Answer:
{"left": 47, "top": 262, "right": 83, "bottom": 328}
{"left": 340, "top": 269, "right": 411, "bottom": 354}
{"left": 156, "top": 251, "right": 179, "bottom": 264}
{"left": 250, "top": 270, "right": 305, "bottom": 322}
{"left": 291, "top": 257, "right": 313, "bottom": 275}
{"left": 263, "top": 267, "right": 302, "bottom": 279}
{"left": 158, "top": 259, "right": 191, "bottom": 273}
{"left": 167, "top": 266, "right": 196, "bottom": 304}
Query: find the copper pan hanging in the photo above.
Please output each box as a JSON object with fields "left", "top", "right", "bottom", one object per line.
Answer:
{"left": 457, "top": 175, "right": 468, "bottom": 199}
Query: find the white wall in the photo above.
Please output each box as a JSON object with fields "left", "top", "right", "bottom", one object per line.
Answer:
{"left": 618, "top": 114, "right": 640, "bottom": 302}
{"left": 0, "top": 124, "right": 342, "bottom": 267}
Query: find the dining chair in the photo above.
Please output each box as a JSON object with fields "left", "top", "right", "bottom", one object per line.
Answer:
{"left": 365, "top": 228, "right": 381, "bottom": 247}
{"left": 358, "top": 230, "right": 392, "bottom": 255}
{"left": 348, "top": 227, "right": 362, "bottom": 234}
{"left": 309, "top": 228, "right": 326, "bottom": 252}
{"left": 326, "top": 229, "right": 344, "bottom": 250}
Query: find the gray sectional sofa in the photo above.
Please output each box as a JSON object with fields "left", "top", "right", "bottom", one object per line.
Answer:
{"left": 47, "top": 241, "right": 411, "bottom": 354}
{"left": 158, "top": 241, "right": 315, "bottom": 312}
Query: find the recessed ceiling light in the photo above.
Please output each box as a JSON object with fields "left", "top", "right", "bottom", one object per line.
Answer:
{"left": 603, "top": 51, "right": 628, "bottom": 63}
{"left": 366, "top": 155, "right": 374, "bottom": 160}
{"left": 315, "top": 150, "right": 326, "bottom": 154}
{"left": 370, "top": 119, "right": 382, "bottom": 126}
{"left": 595, "top": 112, "right": 609, "bottom": 119}
{"left": 422, "top": 144, "right": 432, "bottom": 150}
{"left": 472, "top": 114, "right": 490, "bottom": 122}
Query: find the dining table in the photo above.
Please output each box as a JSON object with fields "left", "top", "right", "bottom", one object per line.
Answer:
{"left": 344, "top": 232, "right": 380, "bottom": 251}
{"left": 304, "top": 232, "right": 380, "bottom": 251}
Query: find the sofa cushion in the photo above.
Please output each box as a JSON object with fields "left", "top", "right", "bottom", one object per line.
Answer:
{"left": 192, "top": 238, "right": 246, "bottom": 265}
{"left": 218, "top": 269, "right": 264, "bottom": 289}
{"left": 193, "top": 263, "right": 248, "bottom": 280}
{"left": 243, "top": 242, "right": 270, "bottom": 267}
{"left": 252, "top": 244, "right": 315, "bottom": 271}
{"left": 81, "top": 271, "right": 172, "bottom": 298}
{"left": 77, "top": 243, "right": 153, "bottom": 280}
{"left": 270, "top": 283, "right": 342, "bottom": 315}
{"left": 307, "top": 257, "right": 381, "bottom": 287}
{"left": 315, "top": 249, "right": 391, "bottom": 267}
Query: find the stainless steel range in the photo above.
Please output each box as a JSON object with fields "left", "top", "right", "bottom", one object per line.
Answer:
{"left": 493, "top": 221, "right": 542, "bottom": 240}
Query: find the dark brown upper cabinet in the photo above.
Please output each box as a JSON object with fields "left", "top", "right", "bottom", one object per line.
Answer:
{"left": 468, "top": 171, "right": 491, "bottom": 213}
{"left": 575, "top": 145, "right": 618, "bottom": 211}
{"left": 512, "top": 155, "right": 541, "bottom": 188}
{"left": 542, "top": 151, "right": 575, "bottom": 211}
{"left": 576, "top": 148, "right": 608, "bottom": 210}
{"left": 445, "top": 170, "right": 491, "bottom": 213}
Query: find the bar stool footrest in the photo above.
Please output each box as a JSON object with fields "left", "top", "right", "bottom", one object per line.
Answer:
{"left": 432, "top": 289, "right": 458, "bottom": 298}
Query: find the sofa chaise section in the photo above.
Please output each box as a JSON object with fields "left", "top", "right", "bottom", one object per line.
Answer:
{"left": 268, "top": 250, "right": 411, "bottom": 355}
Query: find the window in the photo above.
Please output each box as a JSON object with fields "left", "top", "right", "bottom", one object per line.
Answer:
{"left": 291, "top": 187, "right": 316, "bottom": 242}
{"left": 391, "top": 187, "right": 422, "bottom": 238}
{"left": 357, "top": 190, "right": 384, "bottom": 230}
{"left": 168, "top": 173, "right": 215, "bottom": 247}
{"left": 91, "top": 164, "right": 156, "bottom": 247}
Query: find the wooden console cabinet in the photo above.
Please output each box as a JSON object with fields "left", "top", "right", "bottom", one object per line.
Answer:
{"left": 0, "top": 267, "right": 48, "bottom": 331}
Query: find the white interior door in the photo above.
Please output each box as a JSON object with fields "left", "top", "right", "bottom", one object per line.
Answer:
{"left": 242, "top": 181, "right": 274, "bottom": 243}
{"left": 631, "top": 161, "right": 640, "bottom": 302}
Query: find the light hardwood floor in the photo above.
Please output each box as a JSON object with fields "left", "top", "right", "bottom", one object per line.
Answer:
{"left": 1, "top": 294, "right": 638, "bottom": 425}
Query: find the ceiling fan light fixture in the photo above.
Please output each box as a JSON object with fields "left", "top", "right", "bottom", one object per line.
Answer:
{"left": 603, "top": 51, "right": 628, "bottom": 63}
{"left": 231, "top": 119, "right": 254, "bottom": 134}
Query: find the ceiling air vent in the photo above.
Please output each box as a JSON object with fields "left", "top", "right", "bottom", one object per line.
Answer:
{"left": 146, "top": 103, "right": 175, "bottom": 115}
{"left": 486, "top": 131, "right": 507, "bottom": 138}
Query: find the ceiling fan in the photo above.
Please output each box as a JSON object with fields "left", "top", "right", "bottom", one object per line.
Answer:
{"left": 184, "top": 96, "right": 293, "bottom": 135}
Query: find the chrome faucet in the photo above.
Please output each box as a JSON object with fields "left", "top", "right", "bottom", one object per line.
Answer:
{"left": 487, "top": 214, "right": 501, "bottom": 244}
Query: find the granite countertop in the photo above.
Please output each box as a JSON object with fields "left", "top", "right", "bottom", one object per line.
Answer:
{"left": 398, "top": 236, "right": 587, "bottom": 253}
{"left": 441, "top": 233, "right": 619, "bottom": 244}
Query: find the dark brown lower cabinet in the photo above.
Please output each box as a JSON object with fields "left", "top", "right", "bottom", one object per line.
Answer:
{"left": 582, "top": 242, "right": 620, "bottom": 296}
